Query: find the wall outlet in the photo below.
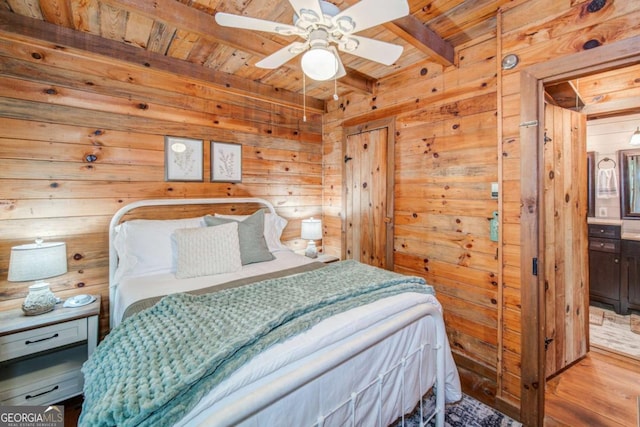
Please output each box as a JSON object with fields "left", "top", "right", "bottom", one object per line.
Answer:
{"left": 598, "top": 207, "right": 607, "bottom": 217}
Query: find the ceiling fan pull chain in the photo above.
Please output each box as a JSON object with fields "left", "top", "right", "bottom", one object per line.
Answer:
{"left": 303, "top": 71, "right": 307, "bottom": 123}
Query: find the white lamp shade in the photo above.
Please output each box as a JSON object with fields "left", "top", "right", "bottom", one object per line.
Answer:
{"left": 301, "top": 218, "right": 322, "bottom": 240}
{"left": 630, "top": 127, "right": 640, "bottom": 146}
{"left": 8, "top": 241, "right": 67, "bottom": 282}
{"left": 301, "top": 48, "right": 338, "bottom": 81}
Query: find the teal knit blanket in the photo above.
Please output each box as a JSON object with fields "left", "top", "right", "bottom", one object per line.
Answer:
{"left": 80, "top": 260, "right": 434, "bottom": 426}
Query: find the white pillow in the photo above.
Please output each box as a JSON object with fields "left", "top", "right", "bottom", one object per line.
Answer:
{"left": 214, "top": 212, "right": 288, "bottom": 252}
{"left": 113, "top": 216, "right": 204, "bottom": 281}
{"left": 174, "top": 222, "right": 242, "bottom": 279}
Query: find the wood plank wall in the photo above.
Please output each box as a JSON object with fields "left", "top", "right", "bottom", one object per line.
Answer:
{"left": 499, "top": 0, "right": 640, "bottom": 422}
{"left": 323, "top": 36, "right": 506, "bottom": 412}
{"left": 324, "top": 0, "right": 640, "bottom": 421}
{"left": 0, "top": 14, "right": 324, "bottom": 338}
{"left": 1, "top": 0, "right": 638, "bottom": 423}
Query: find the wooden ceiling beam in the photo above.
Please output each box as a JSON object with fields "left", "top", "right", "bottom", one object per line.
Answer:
{"left": 103, "top": 0, "right": 282, "bottom": 58}
{"left": 388, "top": 15, "right": 455, "bottom": 67}
{"left": 582, "top": 98, "right": 640, "bottom": 119}
{"left": 104, "top": 0, "right": 375, "bottom": 95}
{"left": 0, "top": 10, "right": 325, "bottom": 112}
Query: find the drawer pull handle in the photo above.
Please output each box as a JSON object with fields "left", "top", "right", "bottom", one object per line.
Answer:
{"left": 25, "top": 333, "right": 59, "bottom": 345}
{"left": 26, "top": 385, "right": 59, "bottom": 400}
{"left": 600, "top": 243, "right": 605, "bottom": 247}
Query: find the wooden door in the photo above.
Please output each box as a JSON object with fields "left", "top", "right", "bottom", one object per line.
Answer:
{"left": 543, "top": 103, "right": 589, "bottom": 378}
{"left": 344, "top": 120, "right": 394, "bottom": 269}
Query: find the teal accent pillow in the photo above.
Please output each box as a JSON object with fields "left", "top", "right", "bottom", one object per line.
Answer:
{"left": 204, "top": 209, "right": 275, "bottom": 265}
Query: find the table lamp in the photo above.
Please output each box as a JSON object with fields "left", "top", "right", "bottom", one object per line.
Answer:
{"left": 301, "top": 217, "right": 322, "bottom": 258}
{"left": 8, "top": 238, "right": 67, "bottom": 316}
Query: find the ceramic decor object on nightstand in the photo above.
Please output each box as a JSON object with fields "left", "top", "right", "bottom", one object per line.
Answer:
{"left": 0, "top": 295, "right": 100, "bottom": 406}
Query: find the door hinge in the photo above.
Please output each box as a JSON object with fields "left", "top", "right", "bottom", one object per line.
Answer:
{"left": 519, "top": 120, "right": 539, "bottom": 128}
{"left": 532, "top": 257, "right": 538, "bottom": 276}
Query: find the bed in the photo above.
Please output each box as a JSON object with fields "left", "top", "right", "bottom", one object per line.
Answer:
{"left": 81, "top": 198, "right": 461, "bottom": 426}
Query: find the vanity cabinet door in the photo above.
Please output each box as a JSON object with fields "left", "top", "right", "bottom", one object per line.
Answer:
{"left": 623, "top": 240, "right": 640, "bottom": 312}
{"left": 589, "top": 249, "right": 621, "bottom": 312}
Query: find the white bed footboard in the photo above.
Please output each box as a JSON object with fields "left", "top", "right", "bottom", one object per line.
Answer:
{"left": 199, "top": 303, "right": 447, "bottom": 427}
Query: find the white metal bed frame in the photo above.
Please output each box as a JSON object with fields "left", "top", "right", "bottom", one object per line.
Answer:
{"left": 107, "top": 198, "right": 447, "bottom": 427}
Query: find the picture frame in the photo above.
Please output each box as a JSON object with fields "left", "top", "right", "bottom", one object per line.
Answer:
{"left": 211, "top": 142, "right": 242, "bottom": 183}
{"left": 164, "top": 136, "right": 204, "bottom": 182}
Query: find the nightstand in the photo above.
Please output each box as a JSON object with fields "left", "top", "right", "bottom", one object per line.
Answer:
{"left": 0, "top": 295, "right": 100, "bottom": 406}
{"left": 316, "top": 254, "right": 340, "bottom": 263}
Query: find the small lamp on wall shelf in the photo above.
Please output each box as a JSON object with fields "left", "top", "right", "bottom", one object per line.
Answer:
{"left": 8, "top": 238, "right": 67, "bottom": 316}
{"left": 301, "top": 217, "right": 322, "bottom": 258}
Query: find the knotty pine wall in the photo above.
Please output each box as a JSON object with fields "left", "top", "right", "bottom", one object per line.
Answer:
{"left": 498, "top": 0, "right": 640, "bottom": 423}
{"left": 323, "top": 36, "right": 505, "bottom": 412}
{"left": 0, "top": 19, "right": 324, "bottom": 337}
{"left": 324, "top": 0, "right": 640, "bottom": 421}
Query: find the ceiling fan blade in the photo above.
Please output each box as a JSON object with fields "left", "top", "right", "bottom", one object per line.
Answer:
{"left": 215, "top": 12, "right": 299, "bottom": 36}
{"left": 256, "top": 42, "right": 308, "bottom": 69}
{"left": 332, "top": 0, "right": 409, "bottom": 33}
{"left": 339, "top": 36, "right": 403, "bottom": 66}
{"left": 288, "top": 0, "right": 326, "bottom": 25}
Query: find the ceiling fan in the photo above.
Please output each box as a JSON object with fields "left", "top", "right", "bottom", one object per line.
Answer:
{"left": 215, "top": 0, "right": 410, "bottom": 82}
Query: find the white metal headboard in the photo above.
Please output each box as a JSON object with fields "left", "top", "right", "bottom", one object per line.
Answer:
{"left": 108, "top": 197, "right": 277, "bottom": 328}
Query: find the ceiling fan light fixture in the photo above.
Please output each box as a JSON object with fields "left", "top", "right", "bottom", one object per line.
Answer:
{"left": 630, "top": 127, "right": 640, "bottom": 146}
{"left": 301, "top": 47, "right": 338, "bottom": 81}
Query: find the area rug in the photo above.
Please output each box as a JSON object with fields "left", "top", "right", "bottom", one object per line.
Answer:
{"left": 395, "top": 393, "right": 522, "bottom": 427}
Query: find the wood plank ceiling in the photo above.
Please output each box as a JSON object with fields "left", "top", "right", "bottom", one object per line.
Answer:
{"left": 1, "top": 0, "right": 514, "bottom": 103}
{"left": 545, "top": 63, "right": 640, "bottom": 120}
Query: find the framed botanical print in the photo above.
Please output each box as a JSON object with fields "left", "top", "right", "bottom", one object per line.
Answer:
{"left": 164, "top": 136, "right": 203, "bottom": 181}
{"left": 211, "top": 142, "right": 242, "bottom": 183}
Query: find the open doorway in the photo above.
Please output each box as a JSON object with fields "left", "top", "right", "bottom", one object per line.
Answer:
{"left": 544, "top": 72, "right": 640, "bottom": 362}
{"left": 518, "top": 35, "right": 640, "bottom": 425}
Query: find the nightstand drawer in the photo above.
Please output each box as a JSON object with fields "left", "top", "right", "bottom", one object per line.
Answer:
{"left": 0, "top": 318, "right": 87, "bottom": 362}
{"left": 0, "top": 370, "right": 83, "bottom": 406}
{"left": 0, "top": 345, "right": 85, "bottom": 406}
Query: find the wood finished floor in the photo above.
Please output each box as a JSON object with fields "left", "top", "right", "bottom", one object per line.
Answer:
{"left": 545, "top": 348, "right": 640, "bottom": 426}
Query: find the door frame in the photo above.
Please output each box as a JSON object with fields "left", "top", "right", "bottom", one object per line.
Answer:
{"left": 519, "top": 36, "right": 640, "bottom": 426}
{"left": 342, "top": 117, "right": 396, "bottom": 268}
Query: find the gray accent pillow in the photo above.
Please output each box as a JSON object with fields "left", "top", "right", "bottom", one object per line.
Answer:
{"left": 204, "top": 209, "right": 275, "bottom": 265}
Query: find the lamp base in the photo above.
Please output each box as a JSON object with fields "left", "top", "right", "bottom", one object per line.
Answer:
{"left": 22, "top": 281, "right": 57, "bottom": 316}
{"left": 305, "top": 241, "right": 318, "bottom": 258}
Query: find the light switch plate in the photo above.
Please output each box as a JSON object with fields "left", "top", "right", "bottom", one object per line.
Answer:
{"left": 491, "top": 182, "right": 498, "bottom": 199}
